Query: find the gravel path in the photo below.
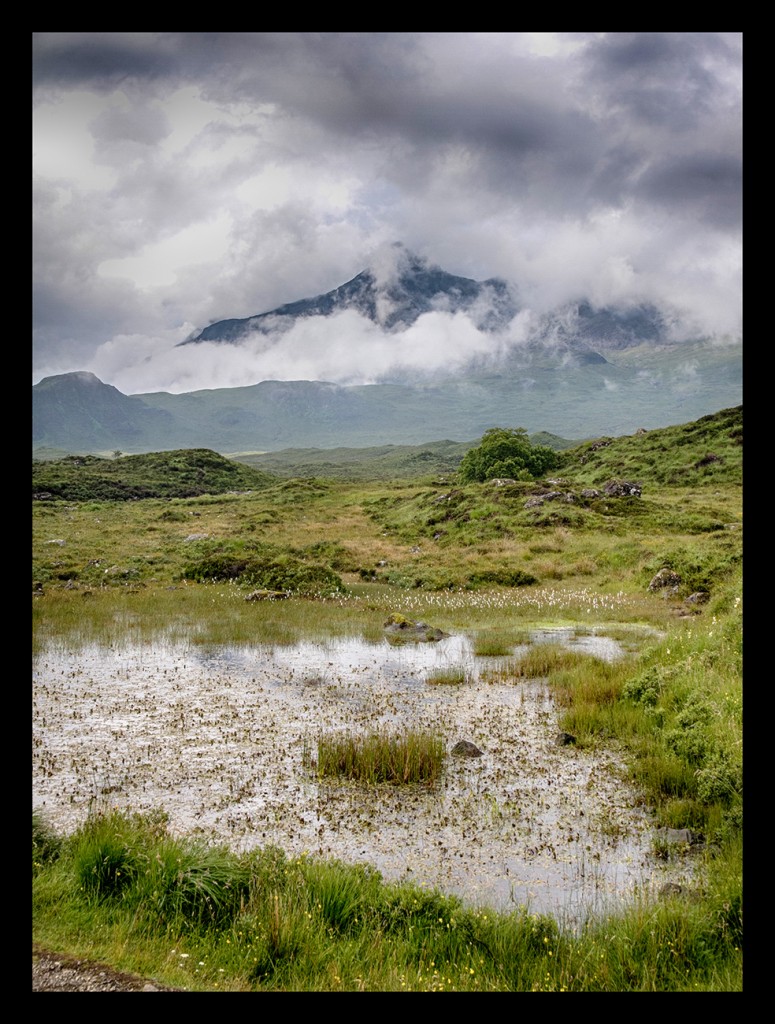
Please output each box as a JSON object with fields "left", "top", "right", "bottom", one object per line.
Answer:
{"left": 32, "top": 945, "right": 183, "bottom": 992}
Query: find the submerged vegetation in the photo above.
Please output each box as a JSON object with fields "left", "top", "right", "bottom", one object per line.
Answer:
{"left": 32, "top": 406, "right": 742, "bottom": 990}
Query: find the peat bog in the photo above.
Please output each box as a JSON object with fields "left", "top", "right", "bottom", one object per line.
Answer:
{"left": 33, "top": 626, "right": 693, "bottom": 930}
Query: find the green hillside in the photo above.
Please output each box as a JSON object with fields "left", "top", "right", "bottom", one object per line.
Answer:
{"left": 32, "top": 449, "right": 276, "bottom": 502}
{"left": 231, "top": 433, "right": 576, "bottom": 481}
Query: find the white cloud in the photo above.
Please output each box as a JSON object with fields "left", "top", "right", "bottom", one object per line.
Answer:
{"left": 33, "top": 32, "right": 742, "bottom": 396}
{"left": 97, "top": 214, "right": 232, "bottom": 288}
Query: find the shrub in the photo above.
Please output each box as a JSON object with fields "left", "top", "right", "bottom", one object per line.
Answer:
{"left": 467, "top": 568, "right": 537, "bottom": 588}
{"left": 459, "top": 428, "right": 559, "bottom": 483}
{"left": 181, "top": 551, "right": 345, "bottom": 595}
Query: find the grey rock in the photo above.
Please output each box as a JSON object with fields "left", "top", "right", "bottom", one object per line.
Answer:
{"left": 648, "top": 568, "right": 682, "bottom": 591}
{"left": 604, "top": 480, "right": 642, "bottom": 497}
{"left": 452, "top": 740, "right": 484, "bottom": 758}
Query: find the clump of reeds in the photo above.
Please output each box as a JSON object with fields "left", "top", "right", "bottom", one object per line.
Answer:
{"left": 425, "top": 666, "right": 473, "bottom": 685}
{"left": 472, "top": 628, "right": 530, "bottom": 657}
{"left": 510, "top": 644, "right": 589, "bottom": 678}
{"left": 316, "top": 729, "right": 444, "bottom": 784}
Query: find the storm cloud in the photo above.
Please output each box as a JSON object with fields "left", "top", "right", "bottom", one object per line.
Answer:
{"left": 33, "top": 32, "right": 742, "bottom": 394}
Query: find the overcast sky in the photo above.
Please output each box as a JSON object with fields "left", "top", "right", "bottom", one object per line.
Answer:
{"left": 33, "top": 32, "right": 742, "bottom": 395}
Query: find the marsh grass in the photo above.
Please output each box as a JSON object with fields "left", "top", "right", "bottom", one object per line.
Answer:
{"left": 425, "top": 666, "right": 473, "bottom": 685}
{"left": 510, "top": 644, "right": 591, "bottom": 678}
{"left": 315, "top": 729, "right": 445, "bottom": 784}
{"left": 33, "top": 808, "right": 742, "bottom": 991}
{"left": 472, "top": 628, "right": 531, "bottom": 656}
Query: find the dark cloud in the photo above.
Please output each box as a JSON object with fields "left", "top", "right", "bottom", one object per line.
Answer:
{"left": 33, "top": 33, "right": 179, "bottom": 90}
{"left": 635, "top": 153, "right": 742, "bottom": 229}
{"left": 32, "top": 32, "right": 742, "bottom": 393}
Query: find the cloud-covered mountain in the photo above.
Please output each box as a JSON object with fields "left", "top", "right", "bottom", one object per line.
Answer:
{"left": 181, "top": 242, "right": 666, "bottom": 372}
{"left": 184, "top": 242, "right": 517, "bottom": 346}
{"left": 32, "top": 244, "right": 741, "bottom": 455}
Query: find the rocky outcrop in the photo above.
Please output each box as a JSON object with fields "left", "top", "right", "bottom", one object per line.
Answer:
{"left": 603, "top": 480, "right": 642, "bottom": 497}
{"left": 384, "top": 614, "right": 448, "bottom": 642}
{"left": 524, "top": 491, "right": 576, "bottom": 508}
{"left": 648, "top": 568, "right": 682, "bottom": 592}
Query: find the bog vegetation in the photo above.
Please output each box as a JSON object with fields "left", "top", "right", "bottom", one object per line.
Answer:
{"left": 32, "top": 406, "right": 742, "bottom": 991}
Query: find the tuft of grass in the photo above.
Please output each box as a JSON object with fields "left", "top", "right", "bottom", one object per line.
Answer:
{"left": 510, "top": 644, "right": 590, "bottom": 678}
{"left": 472, "top": 628, "right": 530, "bottom": 656}
{"left": 425, "top": 666, "right": 473, "bottom": 685}
{"left": 69, "top": 810, "right": 249, "bottom": 928}
{"left": 315, "top": 729, "right": 445, "bottom": 784}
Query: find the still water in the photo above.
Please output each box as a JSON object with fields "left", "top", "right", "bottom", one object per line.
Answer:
{"left": 33, "top": 630, "right": 692, "bottom": 928}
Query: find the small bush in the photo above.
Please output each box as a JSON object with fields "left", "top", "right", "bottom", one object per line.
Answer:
{"left": 467, "top": 568, "right": 538, "bottom": 588}
{"left": 181, "top": 551, "right": 345, "bottom": 595}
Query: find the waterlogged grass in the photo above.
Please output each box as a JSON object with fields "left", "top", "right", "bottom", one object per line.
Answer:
{"left": 32, "top": 579, "right": 671, "bottom": 655}
{"left": 314, "top": 730, "right": 445, "bottom": 785}
{"left": 33, "top": 808, "right": 742, "bottom": 991}
{"left": 425, "top": 666, "right": 473, "bottom": 685}
{"left": 472, "top": 628, "right": 531, "bottom": 656}
{"left": 510, "top": 644, "right": 592, "bottom": 678}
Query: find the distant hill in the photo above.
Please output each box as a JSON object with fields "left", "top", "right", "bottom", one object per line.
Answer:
{"left": 32, "top": 449, "right": 276, "bottom": 502}
{"left": 32, "top": 370, "right": 174, "bottom": 452}
{"left": 231, "top": 433, "right": 576, "bottom": 481}
{"left": 32, "top": 408, "right": 741, "bottom": 503}
{"left": 33, "top": 340, "right": 742, "bottom": 457}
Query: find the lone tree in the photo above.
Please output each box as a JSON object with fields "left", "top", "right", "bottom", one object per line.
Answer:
{"left": 458, "top": 428, "right": 558, "bottom": 483}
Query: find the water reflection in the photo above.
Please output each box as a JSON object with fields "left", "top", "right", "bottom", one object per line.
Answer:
{"left": 33, "top": 630, "right": 692, "bottom": 928}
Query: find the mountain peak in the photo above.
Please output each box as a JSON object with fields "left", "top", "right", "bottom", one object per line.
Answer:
{"left": 365, "top": 240, "right": 426, "bottom": 289}
{"left": 185, "top": 245, "right": 515, "bottom": 345}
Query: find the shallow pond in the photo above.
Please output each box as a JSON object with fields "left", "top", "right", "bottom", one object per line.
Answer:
{"left": 32, "top": 628, "right": 692, "bottom": 929}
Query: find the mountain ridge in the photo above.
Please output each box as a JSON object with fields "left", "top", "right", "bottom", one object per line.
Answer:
{"left": 183, "top": 243, "right": 517, "bottom": 345}
{"left": 33, "top": 341, "right": 742, "bottom": 457}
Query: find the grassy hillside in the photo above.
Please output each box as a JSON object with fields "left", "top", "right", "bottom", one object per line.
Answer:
{"left": 32, "top": 407, "right": 741, "bottom": 601}
{"left": 555, "top": 406, "right": 742, "bottom": 488}
{"left": 32, "top": 449, "right": 277, "bottom": 502}
{"left": 230, "top": 433, "right": 576, "bottom": 481}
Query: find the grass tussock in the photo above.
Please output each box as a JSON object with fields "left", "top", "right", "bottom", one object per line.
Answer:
{"left": 472, "top": 628, "right": 530, "bottom": 656}
{"left": 510, "top": 644, "right": 590, "bottom": 678}
{"left": 314, "top": 729, "right": 445, "bottom": 785}
{"left": 425, "top": 666, "right": 473, "bottom": 685}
